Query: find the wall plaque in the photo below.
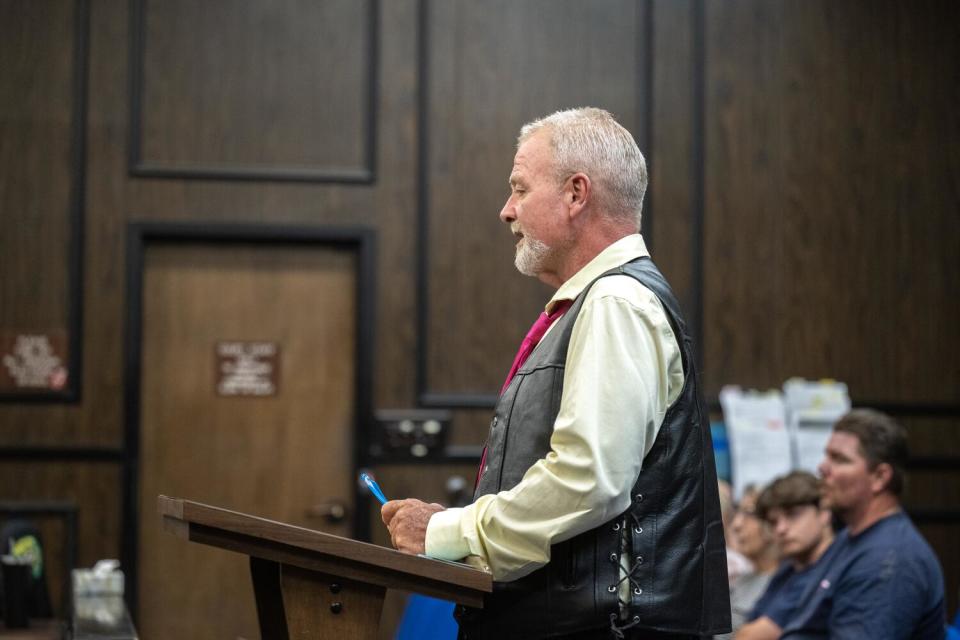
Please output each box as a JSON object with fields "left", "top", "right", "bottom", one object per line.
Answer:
{"left": 215, "top": 341, "right": 280, "bottom": 397}
{"left": 0, "top": 331, "right": 69, "bottom": 392}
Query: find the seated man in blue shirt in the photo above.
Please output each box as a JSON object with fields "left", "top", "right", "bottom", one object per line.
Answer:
{"left": 749, "top": 409, "right": 946, "bottom": 639}
{"left": 735, "top": 471, "right": 836, "bottom": 640}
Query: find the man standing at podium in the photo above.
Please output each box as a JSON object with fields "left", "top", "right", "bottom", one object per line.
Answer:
{"left": 383, "top": 108, "right": 730, "bottom": 639}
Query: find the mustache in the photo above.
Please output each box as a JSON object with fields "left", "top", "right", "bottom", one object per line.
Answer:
{"left": 511, "top": 223, "right": 523, "bottom": 237}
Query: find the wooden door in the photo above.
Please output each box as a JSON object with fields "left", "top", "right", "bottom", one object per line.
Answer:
{"left": 137, "top": 242, "right": 357, "bottom": 639}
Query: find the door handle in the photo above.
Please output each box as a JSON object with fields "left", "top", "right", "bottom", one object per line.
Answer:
{"left": 306, "top": 500, "right": 348, "bottom": 524}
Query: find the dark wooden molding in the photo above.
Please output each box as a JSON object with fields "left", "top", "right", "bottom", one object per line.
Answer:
{"left": 123, "top": 222, "right": 377, "bottom": 619}
{"left": 414, "top": 0, "right": 430, "bottom": 407}
{"left": 857, "top": 402, "right": 960, "bottom": 418}
{"left": 249, "top": 558, "right": 289, "bottom": 639}
{"left": 419, "top": 392, "right": 498, "bottom": 410}
{"left": 370, "top": 444, "right": 483, "bottom": 466}
{"left": 127, "top": 0, "right": 379, "bottom": 184}
{"left": 708, "top": 400, "right": 960, "bottom": 418}
{"left": 0, "top": 0, "right": 89, "bottom": 404}
{"left": 907, "top": 508, "right": 960, "bottom": 525}
{"left": 640, "top": 0, "right": 655, "bottom": 249}
{"left": 0, "top": 447, "right": 122, "bottom": 462}
{"left": 907, "top": 456, "right": 960, "bottom": 472}
{"left": 690, "top": 0, "right": 706, "bottom": 375}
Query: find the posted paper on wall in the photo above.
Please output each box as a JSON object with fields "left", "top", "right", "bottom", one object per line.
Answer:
{"left": 719, "top": 386, "right": 793, "bottom": 500}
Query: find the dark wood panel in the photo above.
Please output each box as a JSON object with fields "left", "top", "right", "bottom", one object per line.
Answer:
{"left": 703, "top": 0, "right": 785, "bottom": 395}
{"left": 3, "top": 0, "right": 958, "bottom": 630}
{"left": 0, "top": 0, "right": 86, "bottom": 401}
{"left": 774, "top": 1, "right": 960, "bottom": 404}
{"left": 446, "top": 409, "right": 495, "bottom": 449}
{"left": 133, "top": 0, "right": 375, "bottom": 180}
{"left": 650, "top": 0, "right": 697, "bottom": 325}
{"left": 904, "top": 470, "right": 960, "bottom": 512}
{"left": 902, "top": 416, "right": 960, "bottom": 459}
{"left": 424, "top": 0, "right": 648, "bottom": 397}
{"left": 368, "top": 0, "right": 419, "bottom": 411}
{"left": 0, "top": 0, "right": 131, "bottom": 445}
{"left": 0, "top": 0, "right": 73, "bottom": 328}
{"left": 98, "top": 0, "right": 418, "bottom": 413}
{"left": 0, "top": 463, "right": 122, "bottom": 591}
{"left": 13, "top": 0, "right": 416, "bottom": 446}
{"left": 703, "top": 0, "right": 960, "bottom": 402}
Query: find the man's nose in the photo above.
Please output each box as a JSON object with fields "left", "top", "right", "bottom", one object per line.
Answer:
{"left": 499, "top": 197, "right": 516, "bottom": 223}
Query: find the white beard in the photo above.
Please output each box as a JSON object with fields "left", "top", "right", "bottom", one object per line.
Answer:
{"left": 514, "top": 236, "right": 552, "bottom": 276}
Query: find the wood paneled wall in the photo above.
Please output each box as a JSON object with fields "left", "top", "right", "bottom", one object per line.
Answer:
{"left": 422, "top": 0, "right": 647, "bottom": 399}
{"left": 132, "top": 0, "right": 375, "bottom": 180}
{"left": 1, "top": 0, "right": 957, "bottom": 623}
{"left": 702, "top": 0, "right": 960, "bottom": 402}
{"left": 0, "top": 0, "right": 84, "bottom": 404}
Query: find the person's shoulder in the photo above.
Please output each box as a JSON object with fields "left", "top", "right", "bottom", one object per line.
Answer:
{"left": 584, "top": 273, "right": 660, "bottom": 311}
{"left": 804, "top": 529, "right": 862, "bottom": 584}
{"left": 755, "top": 563, "right": 797, "bottom": 603}
{"left": 890, "top": 513, "right": 944, "bottom": 573}
{"left": 840, "top": 513, "right": 943, "bottom": 581}
{"left": 769, "top": 561, "right": 797, "bottom": 582}
{"left": 856, "top": 512, "right": 932, "bottom": 555}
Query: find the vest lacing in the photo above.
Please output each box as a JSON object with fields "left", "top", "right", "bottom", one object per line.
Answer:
{"left": 608, "top": 611, "right": 642, "bottom": 639}
{"left": 607, "top": 510, "right": 645, "bottom": 638}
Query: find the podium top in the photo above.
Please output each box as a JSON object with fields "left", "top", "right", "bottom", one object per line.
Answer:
{"left": 158, "top": 495, "right": 492, "bottom": 605}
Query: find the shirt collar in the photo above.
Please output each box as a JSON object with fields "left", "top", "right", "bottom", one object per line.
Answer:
{"left": 545, "top": 234, "right": 650, "bottom": 313}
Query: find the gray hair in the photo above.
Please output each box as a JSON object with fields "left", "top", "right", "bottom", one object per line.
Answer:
{"left": 518, "top": 107, "right": 647, "bottom": 229}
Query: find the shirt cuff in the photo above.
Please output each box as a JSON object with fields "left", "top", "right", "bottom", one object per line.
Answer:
{"left": 425, "top": 507, "right": 472, "bottom": 561}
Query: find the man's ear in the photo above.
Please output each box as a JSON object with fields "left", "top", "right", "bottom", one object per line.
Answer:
{"left": 565, "top": 173, "right": 591, "bottom": 219}
{"left": 870, "top": 462, "right": 894, "bottom": 495}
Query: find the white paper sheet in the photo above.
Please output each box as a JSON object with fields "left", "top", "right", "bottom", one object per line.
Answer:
{"left": 783, "top": 378, "right": 851, "bottom": 474}
{"left": 719, "top": 386, "right": 793, "bottom": 500}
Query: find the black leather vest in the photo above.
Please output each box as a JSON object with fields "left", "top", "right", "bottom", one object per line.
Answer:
{"left": 457, "top": 257, "right": 731, "bottom": 639}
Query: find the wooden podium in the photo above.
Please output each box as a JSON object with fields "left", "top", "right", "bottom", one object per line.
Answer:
{"left": 158, "top": 496, "right": 492, "bottom": 639}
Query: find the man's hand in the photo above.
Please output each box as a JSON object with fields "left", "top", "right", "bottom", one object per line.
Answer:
{"left": 735, "top": 616, "right": 782, "bottom": 640}
{"left": 381, "top": 499, "right": 445, "bottom": 555}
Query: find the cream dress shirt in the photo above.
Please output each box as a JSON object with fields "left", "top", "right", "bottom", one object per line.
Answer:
{"left": 425, "top": 234, "right": 685, "bottom": 583}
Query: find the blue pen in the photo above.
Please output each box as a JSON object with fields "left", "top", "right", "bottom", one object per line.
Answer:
{"left": 360, "top": 472, "right": 389, "bottom": 505}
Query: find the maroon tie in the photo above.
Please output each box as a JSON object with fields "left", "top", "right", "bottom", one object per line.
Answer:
{"left": 476, "top": 299, "right": 573, "bottom": 486}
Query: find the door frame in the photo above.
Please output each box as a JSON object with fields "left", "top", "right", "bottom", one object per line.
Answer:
{"left": 122, "top": 222, "right": 376, "bottom": 619}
